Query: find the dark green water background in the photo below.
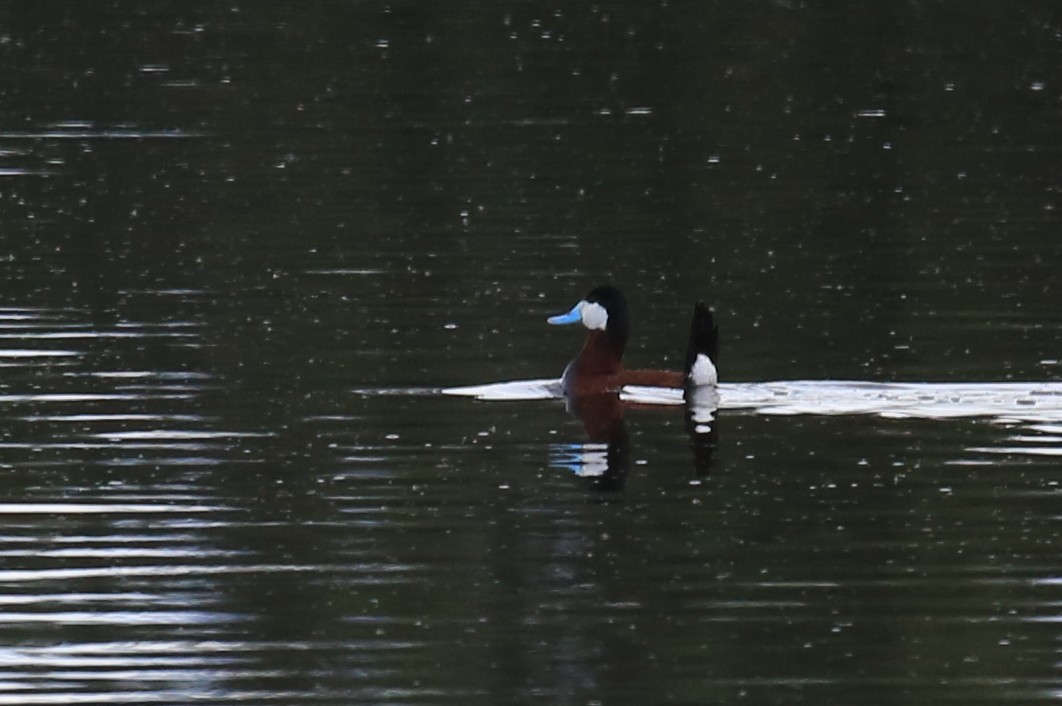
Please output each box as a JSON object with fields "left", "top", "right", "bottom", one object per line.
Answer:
{"left": 1, "top": 2, "right": 1059, "bottom": 704}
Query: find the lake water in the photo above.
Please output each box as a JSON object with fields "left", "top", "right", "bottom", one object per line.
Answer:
{"left": 1, "top": 2, "right": 1060, "bottom": 704}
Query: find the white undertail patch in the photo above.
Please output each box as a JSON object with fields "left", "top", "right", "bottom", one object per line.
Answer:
{"left": 688, "top": 353, "right": 718, "bottom": 387}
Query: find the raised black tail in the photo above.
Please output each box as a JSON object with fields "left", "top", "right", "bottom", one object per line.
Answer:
{"left": 683, "top": 302, "right": 719, "bottom": 384}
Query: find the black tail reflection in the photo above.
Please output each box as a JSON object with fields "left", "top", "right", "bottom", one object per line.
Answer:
{"left": 684, "top": 387, "right": 719, "bottom": 476}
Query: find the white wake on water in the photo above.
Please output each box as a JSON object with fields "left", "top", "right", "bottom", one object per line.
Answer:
{"left": 442, "top": 379, "right": 1062, "bottom": 423}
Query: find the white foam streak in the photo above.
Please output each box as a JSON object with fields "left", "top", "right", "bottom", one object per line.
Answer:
{"left": 717, "top": 380, "right": 1062, "bottom": 421}
{"left": 442, "top": 379, "right": 562, "bottom": 400}
{"left": 445, "top": 379, "right": 1062, "bottom": 423}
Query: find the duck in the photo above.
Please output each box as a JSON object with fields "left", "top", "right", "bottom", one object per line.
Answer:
{"left": 547, "top": 285, "right": 719, "bottom": 397}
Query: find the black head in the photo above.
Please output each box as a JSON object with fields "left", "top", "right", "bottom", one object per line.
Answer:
{"left": 584, "top": 285, "right": 630, "bottom": 346}
{"left": 547, "top": 284, "right": 631, "bottom": 351}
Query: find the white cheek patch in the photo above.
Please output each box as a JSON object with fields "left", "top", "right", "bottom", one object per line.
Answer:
{"left": 688, "top": 353, "right": 718, "bottom": 387}
{"left": 580, "top": 301, "right": 609, "bottom": 330}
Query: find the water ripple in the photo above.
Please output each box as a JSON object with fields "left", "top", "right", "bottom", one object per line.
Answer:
{"left": 0, "top": 349, "right": 80, "bottom": 358}
{"left": 0, "top": 503, "right": 221, "bottom": 515}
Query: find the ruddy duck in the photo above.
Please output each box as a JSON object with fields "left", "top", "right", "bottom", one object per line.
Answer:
{"left": 548, "top": 285, "right": 718, "bottom": 397}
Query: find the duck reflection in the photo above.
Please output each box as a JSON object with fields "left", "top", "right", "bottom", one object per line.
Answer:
{"left": 550, "top": 390, "right": 719, "bottom": 489}
{"left": 550, "top": 393, "right": 632, "bottom": 490}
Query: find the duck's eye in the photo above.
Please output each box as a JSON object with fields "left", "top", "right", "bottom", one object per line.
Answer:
{"left": 581, "top": 301, "right": 608, "bottom": 330}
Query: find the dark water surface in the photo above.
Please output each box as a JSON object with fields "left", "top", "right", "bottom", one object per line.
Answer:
{"left": 2, "top": 2, "right": 1060, "bottom": 704}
